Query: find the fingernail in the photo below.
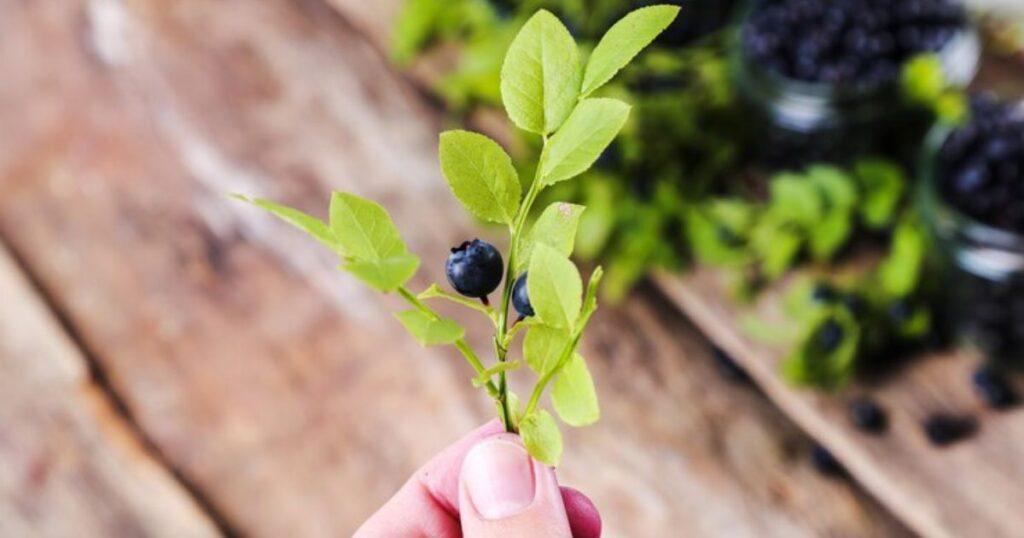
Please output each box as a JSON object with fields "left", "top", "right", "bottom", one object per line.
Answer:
{"left": 462, "top": 439, "right": 536, "bottom": 520}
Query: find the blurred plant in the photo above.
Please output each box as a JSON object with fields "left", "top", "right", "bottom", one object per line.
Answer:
{"left": 902, "top": 53, "right": 969, "bottom": 126}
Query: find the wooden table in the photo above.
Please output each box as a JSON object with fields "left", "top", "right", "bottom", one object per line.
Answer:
{"left": 0, "top": 0, "right": 1005, "bottom": 536}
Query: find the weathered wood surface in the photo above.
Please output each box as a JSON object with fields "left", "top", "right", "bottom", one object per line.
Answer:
{"left": 656, "top": 268, "right": 1024, "bottom": 538}
{"left": 0, "top": 245, "right": 220, "bottom": 537}
{"left": 0, "top": 0, "right": 909, "bottom": 535}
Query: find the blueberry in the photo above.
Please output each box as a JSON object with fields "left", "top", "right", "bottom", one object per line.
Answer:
{"left": 816, "top": 319, "right": 844, "bottom": 353}
{"left": 445, "top": 239, "right": 503, "bottom": 299}
{"left": 712, "top": 346, "right": 750, "bottom": 383}
{"left": 888, "top": 299, "right": 914, "bottom": 324}
{"left": 841, "top": 293, "right": 865, "bottom": 316}
{"left": 512, "top": 273, "right": 533, "bottom": 317}
{"left": 810, "top": 444, "right": 846, "bottom": 477}
{"left": 811, "top": 282, "right": 838, "bottom": 303}
{"left": 953, "top": 163, "right": 990, "bottom": 195}
{"left": 923, "top": 413, "right": 977, "bottom": 446}
{"left": 972, "top": 368, "right": 1019, "bottom": 409}
{"left": 849, "top": 397, "right": 888, "bottom": 433}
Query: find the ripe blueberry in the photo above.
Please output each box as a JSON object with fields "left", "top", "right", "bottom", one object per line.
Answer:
{"left": 816, "top": 319, "right": 844, "bottom": 353}
{"left": 972, "top": 367, "right": 1018, "bottom": 409}
{"left": 810, "top": 444, "right": 846, "bottom": 478}
{"left": 445, "top": 239, "right": 503, "bottom": 299}
{"left": 923, "top": 413, "right": 977, "bottom": 446}
{"left": 512, "top": 273, "right": 534, "bottom": 317}
{"left": 849, "top": 397, "right": 887, "bottom": 433}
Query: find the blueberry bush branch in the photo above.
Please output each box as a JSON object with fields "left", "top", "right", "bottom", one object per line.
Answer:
{"left": 235, "top": 6, "right": 678, "bottom": 465}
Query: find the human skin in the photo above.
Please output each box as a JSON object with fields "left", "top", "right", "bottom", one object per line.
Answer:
{"left": 355, "top": 421, "right": 602, "bottom": 538}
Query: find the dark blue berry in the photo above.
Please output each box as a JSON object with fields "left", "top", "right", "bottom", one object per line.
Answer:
{"left": 923, "top": 413, "right": 976, "bottom": 446}
{"left": 849, "top": 397, "right": 887, "bottom": 433}
{"left": 512, "top": 273, "right": 534, "bottom": 317}
{"left": 445, "top": 239, "right": 503, "bottom": 299}
{"left": 811, "top": 282, "right": 837, "bottom": 303}
{"left": 888, "top": 300, "right": 914, "bottom": 324}
{"left": 972, "top": 368, "right": 1018, "bottom": 409}
{"left": 712, "top": 346, "right": 750, "bottom": 383}
{"left": 811, "top": 444, "right": 846, "bottom": 477}
{"left": 816, "top": 319, "right": 844, "bottom": 353}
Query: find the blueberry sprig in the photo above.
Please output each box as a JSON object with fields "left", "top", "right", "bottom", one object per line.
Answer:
{"left": 236, "top": 7, "right": 679, "bottom": 465}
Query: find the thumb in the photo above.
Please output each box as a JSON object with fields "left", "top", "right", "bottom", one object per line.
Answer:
{"left": 458, "top": 434, "right": 571, "bottom": 538}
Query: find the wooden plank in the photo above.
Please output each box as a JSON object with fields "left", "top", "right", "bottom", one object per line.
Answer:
{"left": 0, "top": 244, "right": 220, "bottom": 537}
{"left": 655, "top": 268, "right": 1024, "bottom": 538}
{"left": 0, "top": 0, "right": 908, "bottom": 535}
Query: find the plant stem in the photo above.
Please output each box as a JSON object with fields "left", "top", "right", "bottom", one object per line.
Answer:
{"left": 398, "top": 287, "right": 499, "bottom": 398}
{"left": 524, "top": 330, "right": 582, "bottom": 417}
{"left": 493, "top": 155, "right": 546, "bottom": 433}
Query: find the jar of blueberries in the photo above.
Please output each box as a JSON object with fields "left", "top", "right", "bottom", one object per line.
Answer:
{"left": 736, "top": 0, "right": 980, "bottom": 168}
{"left": 921, "top": 95, "right": 1024, "bottom": 365}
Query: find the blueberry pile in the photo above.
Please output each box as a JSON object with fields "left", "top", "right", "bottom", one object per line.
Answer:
{"left": 742, "top": 0, "right": 966, "bottom": 87}
{"left": 938, "top": 95, "right": 1024, "bottom": 233}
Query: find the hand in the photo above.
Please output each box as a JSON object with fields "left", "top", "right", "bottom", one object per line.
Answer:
{"left": 356, "top": 421, "right": 602, "bottom": 537}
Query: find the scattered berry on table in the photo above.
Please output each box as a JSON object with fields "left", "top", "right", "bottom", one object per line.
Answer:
{"left": 811, "top": 443, "right": 846, "bottom": 477}
{"left": 849, "top": 397, "right": 888, "bottom": 433}
{"left": 712, "top": 346, "right": 751, "bottom": 383}
{"left": 445, "top": 239, "right": 504, "bottom": 299}
{"left": 923, "top": 413, "right": 977, "bottom": 446}
{"left": 742, "top": 0, "right": 967, "bottom": 88}
{"left": 816, "top": 319, "right": 844, "bottom": 353}
{"left": 512, "top": 273, "right": 534, "bottom": 318}
{"left": 972, "top": 367, "right": 1019, "bottom": 409}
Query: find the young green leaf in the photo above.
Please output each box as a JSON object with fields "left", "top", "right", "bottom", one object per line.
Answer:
{"left": 878, "top": 216, "right": 926, "bottom": 297}
{"left": 768, "top": 174, "right": 823, "bottom": 228}
{"left": 519, "top": 408, "right": 563, "bottom": 465}
{"left": 394, "top": 309, "right": 464, "bottom": 346}
{"left": 232, "top": 195, "right": 339, "bottom": 252}
{"left": 551, "top": 353, "right": 599, "bottom": 426}
{"left": 539, "top": 98, "right": 631, "bottom": 185}
{"left": 516, "top": 202, "right": 585, "bottom": 273}
{"left": 579, "top": 266, "right": 604, "bottom": 325}
{"left": 500, "top": 9, "right": 581, "bottom": 135}
{"left": 438, "top": 130, "right": 521, "bottom": 225}
{"left": 345, "top": 253, "right": 421, "bottom": 292}
{"left": 809, "top": 210, "right": 853, "bottom": 261}
{"left": 523, "top": 324, "right": 572, "bottom": 375}
{"left": 329, "top": 192, "right": 409, "bottom": 261}
{"left": 807, "top": 166, "right": 858, "bottom": 211}
{"left": 855, "top": 159, "right": 905, "bottom": 229}
{"left": 581, "top": 5, "right": 681, "bottom": 97}
{"left": 527, "top": 243, "right": 583, "bottom": 330}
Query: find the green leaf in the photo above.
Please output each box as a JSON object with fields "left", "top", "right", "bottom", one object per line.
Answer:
{"left": 580, "top": 266, "right": 604, "bottom": 324}
{"left": 539, "top": 98, "right": 631, "bottom": 185}
{"left": 519, "top": 409, "right": 562, "bottom": 465}
{"left": 393, "top": 309, "right": 464, "bottom": 346}
{"left": 581, "top": 5, "right": 681, "bottom": 97}
{"left": 232, "top": 194, "right": 339, "bottom": 252}
{"left": 809, "top": 210, "right": 853, "bottom": 261}
{"left": 344, "top": 253, "right": 421, "bottom": 292}
{"left": 516, "top": 202, "right": 584, "bottom": 273}
{"left": 418, "top": 283, "right": 493, "bottom": 316}
{"left": 902, "top": 54, "right": 945, "bottom": 105}
{"left": 768, "top": 174, "right": 823, "bottom": 228}
{"left": 528, "top": 243, "right": 583, "bottom": 329}
{"left": 523, "top": 325, "right": 571, "bottom": 375}
{"left": 438, "top": 130, "right": 521, "bottom": 225}
{"left": 551, "top": 353, "right": 599, "bottom": 426}
{"left": 500, "top": 10, "right": 581, "bottom": 134}
{"left": 855, "top": 159, "right": 905, "bottom": 230}
{"left": 878, "top": 216, "right": 926, "bottom": 297}
{"left": 750, "top": 218, "right": 802, "bottom": 280}
{"left": 807, "top": 166, "right": 858, "bottom": 210}
{"left": 781, "top": 309, "right": 860, "bottom": 389}
{"left": 329, "top": 192, "right": 408, "bottom": 261}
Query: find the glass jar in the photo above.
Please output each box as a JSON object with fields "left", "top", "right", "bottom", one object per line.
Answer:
{"left": 919, "top": 120, "right": 1024, "bottom": 365}
{"left": 733, "top": 15, "right": 981, "bottom": 169}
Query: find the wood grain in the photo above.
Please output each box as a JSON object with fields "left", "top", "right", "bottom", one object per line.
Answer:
{"left": 0, "top": 244, "right": 220, "bottom": 537}
{"left": 0, "top": 0, "right": 907, "bottom": 535}
{"left": 656, "top": 267, "right": 1024, "bottom": 538}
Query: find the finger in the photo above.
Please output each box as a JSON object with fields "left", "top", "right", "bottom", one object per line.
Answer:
{"left": 458, "top": 434, "right": 572, "bottom": 538}
{"left": 561, "top": 487, "right": 602, "bottom": 538}
{"left": 355, "top": 420, "right": 505, "bottom": 537}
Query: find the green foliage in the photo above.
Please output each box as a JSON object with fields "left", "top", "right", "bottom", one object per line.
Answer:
{"left": 394, "top": 310, "right": 465, "bottom": 346}
{"left": 878, "top": 214, "right": 927, "bottom": 298}
{"left": 581, "top": 5, "right": 681, "bottom": 97}
{"left": 781, "top": 308, "right": 860, "bottom": 390}
{"left": 854, "top": 159, "right": 905, "bottom": 230}
{"left": 901, "top": 53, "right": 968, "bottom": 125}
{"left": 539, "top": 98, "right": 631, "bottom": 185}
{"left": 240, "top": 6, "right": 675, "bottom": 465}
{"left": 439, "top": 130, "right": 521, "bottom": 225}
{"left": 500, "top": 10, "right": 581, "bottom": 134}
